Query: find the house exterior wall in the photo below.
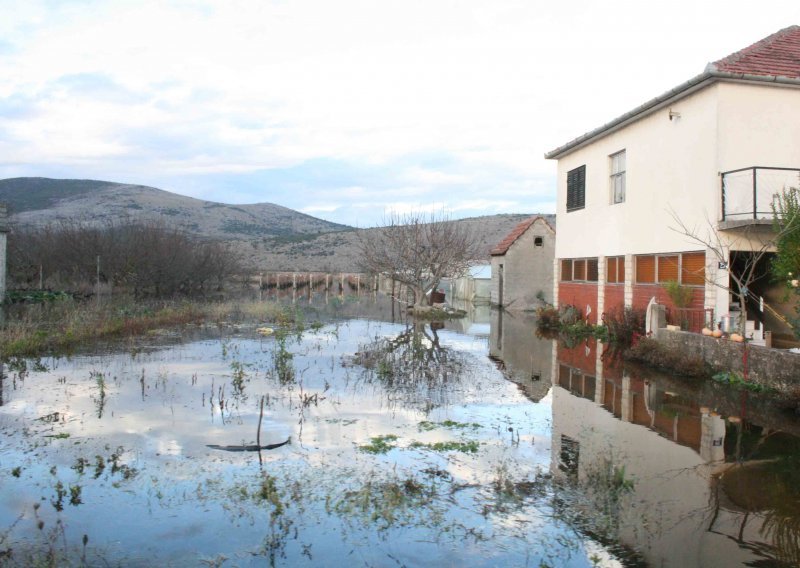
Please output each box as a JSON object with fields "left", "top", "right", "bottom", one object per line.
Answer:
{"left": 717, "top": 82, "right": 800, "bottom": 171}
{"left": 489, "top": 257, "right": 502, "bottom": 305}
{"left": 558, "top": 282, "right": 599, "bottom": 324}
{"left": 490, "top": 219, "right": 555, "bottom": 310}
{"left": 552, "top": 79, "right": 800, "bottom": 325}
{"left": 554, "top": 84, "right": 720, "bottom": 260}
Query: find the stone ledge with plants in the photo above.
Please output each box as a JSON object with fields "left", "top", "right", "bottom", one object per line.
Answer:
{"left": 536, "top": 303, "right": 724, "bottom": 380}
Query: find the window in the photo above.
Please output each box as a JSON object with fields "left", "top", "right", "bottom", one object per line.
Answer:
{"left": 610, "top": 150, "right": 625, "bottom": 204}
{"left": 587, "top": 258, "right": 599, "bottom": 282}
{"left": 567, "top": 165, "right": 586, "bottom": 212}
{"left": 635, "top": 252, "right": 706, "bottom": 286}
{"left": 561, "top": 259, "right": 573, "bottom": 282}
{"left": 573, "top": 259, "right": 586, "bottom": 281}
{"left": 657, "top": 255, "right": 679, "bottom": 283}
{"left": 635, "top": 255, "right": 656, "bottom": 284}
{"left": 681, "top": 252, "right": 706, "bottom": 286}
{"left": 606, "top": 256, "right": 625, "bottom": 284}
{"left": 534, "top": 236, "right": 544, "bottom": 247}
{"left": 560, "top": 258, "right": 599, "bottom": 282}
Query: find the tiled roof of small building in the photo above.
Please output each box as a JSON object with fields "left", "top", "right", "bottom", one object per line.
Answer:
{"left": 490, "top": 215, "right": 555, "bottom": 256}
{"left": 710, "top": 25, "right": 800, "bottom": 80}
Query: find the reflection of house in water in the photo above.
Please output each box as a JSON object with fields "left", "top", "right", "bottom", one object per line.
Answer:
{"left": 443, "top": 299, "right": 491, "bottom": 336}
{"left": 552, "top": 339, "right": 800, "bottom": 567}
{"left": 488, "top": 309, "right": 553, "bottom": 402}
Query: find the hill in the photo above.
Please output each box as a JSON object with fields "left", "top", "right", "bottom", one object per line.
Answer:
{"left": 0, "top": 177, "right": 350, "bottom": 240}
{"left": 238, "top": 214, "right": 550, "bottom": 272}
{"left": 0, "top": 177, "right": 549, "bottom": 273}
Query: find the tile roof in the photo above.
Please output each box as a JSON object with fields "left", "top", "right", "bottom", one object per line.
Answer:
{"left": 710, "top": 25, "right": 800, "bottom": 80}
{"left": 490, "top": 215, "right": 555, "bottom": 256}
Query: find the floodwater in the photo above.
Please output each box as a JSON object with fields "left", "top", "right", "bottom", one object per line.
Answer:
{"left": 0, "top": 295, "right": 798, "bottom": 567}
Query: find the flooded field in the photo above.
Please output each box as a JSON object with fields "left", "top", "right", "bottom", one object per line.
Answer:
{"left": 1, "top": 295, "right": 799, "bottom": 567}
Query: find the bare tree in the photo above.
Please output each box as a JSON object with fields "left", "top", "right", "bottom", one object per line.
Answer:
{"left": 357, "top": 211, "right": 481, "bottom": 310}
{"left": 670, "top": 208, "right": 800, "bottom": 334}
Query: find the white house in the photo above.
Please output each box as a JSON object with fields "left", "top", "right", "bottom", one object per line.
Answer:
{"left": 545, "top": 25, "right": 800, "bottom": 340}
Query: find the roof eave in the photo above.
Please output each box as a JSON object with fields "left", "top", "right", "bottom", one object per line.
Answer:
{"left": 544, "top": 71, "right": 714, "bottom": 160}
{"left": 544, "top": 69, "right": 800, "bottom": 161}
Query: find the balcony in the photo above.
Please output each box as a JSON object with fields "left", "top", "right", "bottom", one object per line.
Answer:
{"left": 720, "top": 167, "right": 800, "bottom": 229}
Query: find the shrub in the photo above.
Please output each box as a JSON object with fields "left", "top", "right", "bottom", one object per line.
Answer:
{"left": 603, "top": 307, "right": 646, "bottom": 347}
{"left": 8, "top": 219, "right": 242, "bottom": 298}
{"left": 535, "top": 306, "right": 560, "bottom": 329}
{"left": 662, "top": 280, "right": 693, "bottom": 308}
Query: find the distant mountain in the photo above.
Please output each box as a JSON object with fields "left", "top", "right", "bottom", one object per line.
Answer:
{"left": 0, "top": 177, "right": 551, "bottom": 272}
{"left": 0, "top": 177, "right": 350, "bottom": 239}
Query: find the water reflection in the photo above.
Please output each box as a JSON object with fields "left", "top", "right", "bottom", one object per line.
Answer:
{"left": 550, "top": 336, "right": 800, "bottom": 567}
{"left": 488, "top": 309, "right": 553, "bottom": 403}
{"left": 345, "top": 321, "right": 472, "bottom": 412}
{"left": 0, "top": 306, "right": 580, "bottom": 567}
{"left": 3, "top": 295, "right": 798, "bottom": 566}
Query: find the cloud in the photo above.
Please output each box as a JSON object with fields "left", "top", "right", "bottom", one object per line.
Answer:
{"left": 0, "top": 0, "right": 796, "bottom": 227}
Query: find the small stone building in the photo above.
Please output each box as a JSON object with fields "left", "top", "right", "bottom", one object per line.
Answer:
{"left": 490, "top": 216, "right": 555, "bottom": 310}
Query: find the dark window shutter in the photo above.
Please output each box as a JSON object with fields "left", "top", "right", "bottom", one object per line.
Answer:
{"left": 567, "top": 165, "right": 586, "bottom": 212}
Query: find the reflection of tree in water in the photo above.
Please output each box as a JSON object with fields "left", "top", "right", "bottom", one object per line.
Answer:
{"left": 347, "top": 322, "right": 468, "bottom": 411}
{"left": 707, "top": 422, "right": 800, "bottom": 566}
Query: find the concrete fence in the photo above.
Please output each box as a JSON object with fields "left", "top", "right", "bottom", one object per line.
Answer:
{"left": 655, "top": 328, "right": 800, "bottom": 393}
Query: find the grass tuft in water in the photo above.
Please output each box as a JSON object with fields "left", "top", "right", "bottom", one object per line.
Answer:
{"left": 359, "top": 434, "right": 399, "bottom": 454}
{"left": 418, "top": 420, "right": 481, "bottom": 431}
{"left": 409, "top": 440, "right": 480, "bottom": 453}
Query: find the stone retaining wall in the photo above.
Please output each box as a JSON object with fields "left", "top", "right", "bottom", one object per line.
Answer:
{"left": 655, "top": 328, "right": 800, "bottom": 393}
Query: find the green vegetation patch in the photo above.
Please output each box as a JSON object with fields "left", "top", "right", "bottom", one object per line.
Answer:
{"left": 44, "top": 432, "right": 71, "bottom": 439}
{"left": 409, "top": 440, "right": 480, "bottom": 453}
{"left": 712, "top": 371, "right": 774, "bottom": 393}
{"left": 6, "top": 290, "right": 73, "bottom": 304}
{"left": 328, "top": 476, "right": 439, "bottom": 530}
{"left": 359, "top": 434, "right": 399, "bottom": 454}
{"left": 417, "top": 420, "right": 481, "bottom": 432}
{"left": 220, "top": 220, "right": 274, "bottom": 236}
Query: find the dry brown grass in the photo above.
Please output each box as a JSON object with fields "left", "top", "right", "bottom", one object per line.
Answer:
{"left": 0, "top": 298, "right": 286, "bottom": 359}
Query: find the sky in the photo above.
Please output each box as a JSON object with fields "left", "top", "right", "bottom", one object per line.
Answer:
{"left": 1, "top": 1, "right": 799, "bottom": 227}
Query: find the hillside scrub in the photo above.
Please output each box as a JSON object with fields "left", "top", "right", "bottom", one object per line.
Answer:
{"left": 8, "top": 220, "right": 242, "bottom": 298}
